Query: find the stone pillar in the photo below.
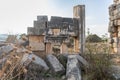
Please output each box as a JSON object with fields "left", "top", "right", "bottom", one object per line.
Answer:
{"left": 73, "top": 5, "right": 85, "bottom": 54}
{"left": 46, "top": 43, "right": 53, "bottom": 54}
{"left": 61, "top": 43, "right": 68, "bottom": 54}
{"left": 74, "top": 37, "right": 79, "bottom": 53}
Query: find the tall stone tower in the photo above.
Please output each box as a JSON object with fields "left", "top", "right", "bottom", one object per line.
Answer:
{"left": 73, "top": 5, "right": 85, "bottom": 54}
{"left": 109, "top": 0, "right": 120, "bottom": 53}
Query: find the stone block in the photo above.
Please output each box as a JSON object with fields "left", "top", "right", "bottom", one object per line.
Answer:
{"left": 76, "top": 54, "right": 89, "bottom": 68}
{"left": 0, "top": 44, "right": 15, "bottom": 54}
{"left": 37, "top": 16, "right": 48, "bottom": 22}
{"left": 30, "top": 42, "right": 45, "bottom": 51}
{"left": 27, "top": 27, "right": 34, "bottom": 35}
{"left": 109, "top": 21, "right": 114, "bottom": 27}
{"left": 21, "top": 53, "right": 49, "bottom": 71}
{"left": 62, "top": 18, "right": 73, "bottom": 23}
{"left": 34, "top": 21, "right": 46, "bottom": 29}
{"left": 117, "top": 19, "right": 120, "bottom": 25}
{"left": 109, "top": 27, "right": 117, "bottom": 33}
{"left": 46, "top": 54, "right": 65, "bottom": 73}
{"left": 47, "top": 22, "right": 63, "bottom": 28}
{"left": 66, "top": 55, "right": 81, "bottom": 80}
{"left": 28, "top": 27, "right": 45, "bottom": 35}
{"left": 50, "top": 16, "right": 63, "bottom": 23}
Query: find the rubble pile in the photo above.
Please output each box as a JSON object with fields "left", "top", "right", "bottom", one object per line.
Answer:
{"left": 0, "top": 37, "right": 89, "bottom": 80}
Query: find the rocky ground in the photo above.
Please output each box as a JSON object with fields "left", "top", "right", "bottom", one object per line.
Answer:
{"left": 0, "top": 35, "right": 90, "bottom": 80}
{"left": 0, "top": 35, "right": 119, "bottom": 80}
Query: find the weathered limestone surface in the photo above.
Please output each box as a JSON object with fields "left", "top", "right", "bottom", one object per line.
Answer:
{"left": 27, "top": 27, "right": 45, "bottom": 35}
{"left": 46, "top": 54, "right": 65, "bottom": 73}
{"left": 62, "top": 18, "right": 73, "bottom": 23}
{"left": 27, "top": 27, "right": 34, "bottom": 35}
{"left": 30, "top": 42, "right": 45, "bottom": 51}
{"left": 108, "top": 0, "right": 120, "bottom": 53}
{"left": 66, "top": 55, "right": 81, "bottom": 80}
{"left": 51, "top": 16, "right": 63, "bottom": 23}
{"left": 21, "top": 53, "right": 49, "bottom": 71}
{"left": 76, "top": 54, "right": 89, "bottom": 67}
{"left": 34, "top": 21, "right": 46, "bottom": 29}
{"left": 27, "top": 5, "right": 85, "bottom": 54}
{"left": 62, "top": 54, "right": 89, "bottom": 67}
{"left": 37, "top": 16, "right": 48, "bottom": 22}
{"left": 0, "top": 44, "right": 14, "bottom": 54}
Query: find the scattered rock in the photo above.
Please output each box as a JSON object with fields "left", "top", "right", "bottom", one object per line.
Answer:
{"left": 76, "top": 54, "right": 89, "bottom": 68}
{"left": 61, "top": 54, "right": 89, "bottom": 68}
{"left": 21, "top": 53, "right": 49, "bottom": 71}
{"left": 46, "top": 54, "right": 65, "bottom": 74}
{"left": 66, "top": 55, "right": 81, "bottom": 80}
{"left": 0, "top": 44, "right": 15, "bottom": 54}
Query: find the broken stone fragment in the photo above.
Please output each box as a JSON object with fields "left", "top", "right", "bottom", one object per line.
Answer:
{"left": 46, "top": 54, "right": 65, "bottom": 74}
{"left": 0, "top": 44, "right": 15, "bottom": 54}
{"left": 62, "top": 54, "right": 89, "bottom": 68}
{"left": 21, "top": 53, "right": 49, "bottom": 71}
{"left": 66, "top": 55, "right": 81, "bottom": 80}
{"left": 76, "top": 54, "right": 89, "bottom": 68}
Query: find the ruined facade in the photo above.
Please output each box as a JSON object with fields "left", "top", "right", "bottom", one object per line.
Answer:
{"left": 109, "top": 0, "right": 120, "bottom": 53}
{"left": 27, "top": 5, "right": 85, "bottom": 54}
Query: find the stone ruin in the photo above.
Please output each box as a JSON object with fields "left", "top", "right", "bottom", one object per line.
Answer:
{"left": 109, "top": 0, "right": 120, "bottom": 53}
{"left": 27, "top": 5, "right": 85, "bottom": 54}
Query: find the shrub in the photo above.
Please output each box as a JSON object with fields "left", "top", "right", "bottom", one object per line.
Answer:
{"left": 83, "top": 42, "right": 112, "bottom": 80}
{"left": 86, "top": 34, "right": 102, "bottom": 43}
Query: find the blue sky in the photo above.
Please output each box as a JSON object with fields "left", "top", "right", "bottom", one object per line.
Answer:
{"left": 0, "top": 0, "right": 113, "bottom": 36}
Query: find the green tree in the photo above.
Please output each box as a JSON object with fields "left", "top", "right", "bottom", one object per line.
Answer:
{"left": 86, "top": 34, "right": 102, "bottom": 43}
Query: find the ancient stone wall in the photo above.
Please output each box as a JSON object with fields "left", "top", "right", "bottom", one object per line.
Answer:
{"left": 27, "top": 5, "right": 85, "bottom": 54}
{"left": 109, "top": 0, "right": 120, "bottom": 53}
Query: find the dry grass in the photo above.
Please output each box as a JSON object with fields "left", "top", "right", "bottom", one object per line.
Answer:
{"left": 82, "top": 42, "right": 112, "bottom": 80}
{"left": 0, "top": 48, "right": 33, "bottom": 80}
{"left": 0, "top": 47, "right": 64, "bottom": 80}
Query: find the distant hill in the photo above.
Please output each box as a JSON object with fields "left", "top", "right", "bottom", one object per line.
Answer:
{"left": 0, "top": 34, "right": 8, "bottom": 41}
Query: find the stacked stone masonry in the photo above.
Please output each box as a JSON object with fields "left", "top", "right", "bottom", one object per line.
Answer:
{"left": 109, "top": 0, "right": 120, "bottom": 53}
{"left": 27, "top": 5, "right": 85, "bottom": 54}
